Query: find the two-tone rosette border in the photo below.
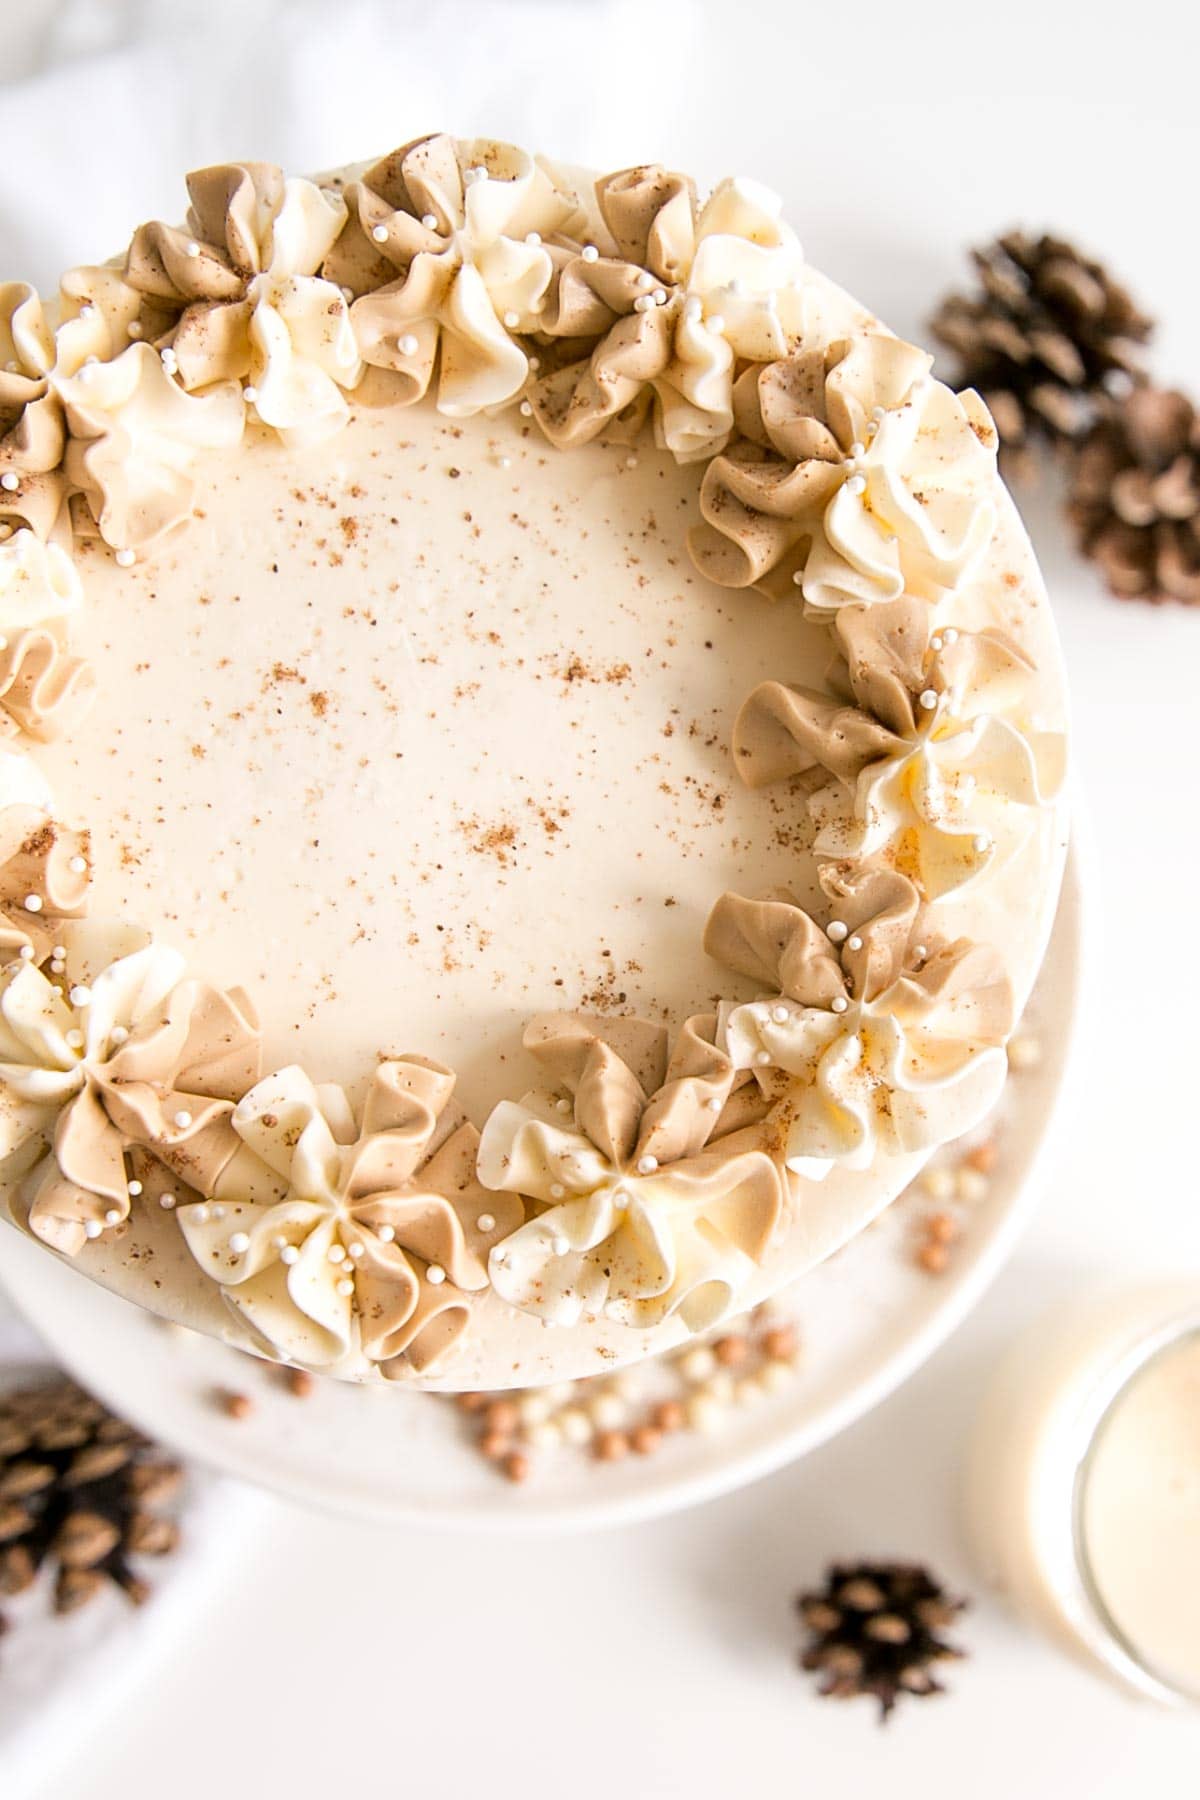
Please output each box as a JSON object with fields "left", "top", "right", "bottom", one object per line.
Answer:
{"left": 0, "top": 134, "right": 1065, "bottom": 1376}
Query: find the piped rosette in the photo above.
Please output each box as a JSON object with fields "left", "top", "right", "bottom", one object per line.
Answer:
{"left": 706, "top": 867, "right": 1014, "bottom": 1178}
{"left": 0, "top": 929, "right": 261, "bottom": 1255}
{"left": 688, "top": 333, "right": 998, "bottom": 608}
{"left": 122, "top": 161, "right": 362, "bottom": 447}
{"left": 733, "top": 596, "right": 1067, "bottom": 898}
{"left": 528, "top": 164, "right": 806, "bottom": 461}
{"left": 477, "top": 1012, "right": 784, "bottom": 1332}
{"left": 176, "top": 1058, "right": 522, "bottom": 1375}
{"left": 326, "top": 134, "right": 583, "bottom": 416}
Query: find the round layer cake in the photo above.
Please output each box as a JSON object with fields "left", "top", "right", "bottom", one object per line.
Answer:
{"left": 0, "top": 137, "right": 1068, "bottom": 1388}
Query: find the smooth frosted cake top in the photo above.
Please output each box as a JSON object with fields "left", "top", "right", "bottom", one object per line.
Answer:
{"left": 0, "top": 137, "right": 1067, "bottom": 1388}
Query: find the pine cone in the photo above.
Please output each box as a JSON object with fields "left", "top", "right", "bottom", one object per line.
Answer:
{"left": 932, "top": 231, "right": 1153, "bottom": 466}
{"left": 0, "top": 1376, "right": 183, "bottom": 1641}
{"left": 797, "top": 1560, "right": 967, "bottom": 1720}
{"left": 1069, "top": 385, "right": 1200, "bottom": 604}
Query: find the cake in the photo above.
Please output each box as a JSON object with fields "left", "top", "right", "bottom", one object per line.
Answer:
{"left": 0, "top": 136, "right": 1068, "bottom": 1389}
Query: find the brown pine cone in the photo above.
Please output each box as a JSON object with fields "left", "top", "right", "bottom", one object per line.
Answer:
{"left": 797, "top": 1560, "right": 968, "bottom": 1720}
{"left": 0, "top": 1376, "right": 183, "bottom": 1644}
{"left": 932, "top": 230, "right": 1153, "bottom": 467}
{"left": 1068, "top": 386, "right": 1200, "bottom": 604}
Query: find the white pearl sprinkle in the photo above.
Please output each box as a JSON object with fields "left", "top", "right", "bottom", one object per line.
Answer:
{"left": 348, "top": 1241, "right": 365, "bottom": 1259}
{"left": 633, "top": 294, "right": 654, "bottom": 313}
{"left": 549, "top": 1183, "right": 565, "bottom": 1199}
{"left": 66, "top": 1028, "right": 84, "bottom": 1050}
{"left": 327, "top": 1243, "right": 345, "bottom": 1264}
{"left": 127, "top": 321, "right": 143, "bottom": 339}
{"left": 371, "top": 223, "right": 389, "bottom": 243}
{"left": 271, "top": 1234, "right": 288, "bottom": 1251}
{"left": 528, "top": 355, "right": 540, "bottom": 371}
{"left": 524, "top": 230, "right": 541, "bottom": 246}
{"left": 930, "top": 635, "right": 944, "bottom": 652}
{"left": 421, "top": 213, "right": 438, "bottom": 230}
{"left": 426, "top": 1263, "right": 446, "bottom": 1285}
{"left": 104, "top": 1208, "right": 121, "bottom": 1226}
{"left": 211, "top": 1204, "right": 225, "bottom": 1221}
{"left": 191, "top": 1205, "right": 210, "bottom": 1225}
{"left": 21, "top": 891, "right": 46, "bottom": 914}
{"left": 707, "top": 1096, "right": 722, "bottom": 1111}
{"left": 827, "top": 920, "right": 848, "bottom": 943}
{"left": 555, "top": 1097, "right": 572, "bottom": 1114}
{"left": 69, "top": 855, "right": 88, "bottom": 875}
{"left": 160, "top": 348, "right": 178, "bottom": 372}
{"left": 376, "top": 1223, "right": 395, "bottom": 1243}
{"left": 503, "top": 310, "right": 520, "bottom": 329}
{"left": 581, "top": 244, "right": 599, "bottom": 262}
{"left": 551, "top": 1235, "right": 570, "bottom": 1256}
{"left": 477, "top": 1213, "right": 496, "bottom": 1232}
{"left": 173, "top": 1109, "right": 193, "bottom": 1129}
{"left": 652, "top": 287, "right": 667, "bottom": 305}
{"left": 69, "top": 984, "right": 91, "bottom": 1007}
{"left": 831, "top": 996, "right": 849, "bottom": 1014}
{"left": 398, "top": 333, "right": 419, "bottom": 357}
{"left": 280, "top": 1244, "right": 300, "bottom": 1265}
{"left": 771, "top": 1004, "right": 790, "bottom": 1024}
{"left": 919, "top": 687, "right": 938, "bottom": 710}
{"left": 943, "top": 627, "right": 960, "bottom": 644}
{"left": 914, "top": 943, "right": 928, "bottom": 960}
{"left": 84, "top": 1219, "right": 103, "bottom": 1239}
{"left": 0, "top": 472, "right": 19, "bottom": 492}
{"left": 612, "top": 1188, "right": 630, "bottom": 1209}
{"left": 229, "top": 1231, "right": 250, "bottom": 1255}
{"left": 755, "top": 1050, "right": 772, "bottom": 1066}
{"left": 159, "top": 1193, "right": 176, "bottom": 1210}
{"left": 126, "top": 1179, "right": 144, "bottom": 1197}
{"left": 110, "top": 1025, "right": 128, "bottom": 1045}
{"left": 974, "top": 833, "right": 991, "bottom": 853}
{"left": 115, "top": 548, "right": 136, "bottom": 568}
{"left": 519, "top": 400, "right": 533, "bottom": 417}
{"left": 847, "top": 935, "right": 863, "bottom": 952}
{"left": 18, "top": 945, "right": 33, "bottom": 960}
{"left": 242, "top": 385, "right": 258, "bottom": 404}
{"left": 625, "top": 455, "right": 638, "bottom": 469}
{"left": 336, "top": 1277, "right": 354, "bottom": 1297}
{"left": 849, "top": 440, "right": 865, "bottom": 457}
{"left": 636, "top": 1154, "right": 659, "bottom": 1175}
{"left": 846, "top": 473, "right": 867, "bottom": 496}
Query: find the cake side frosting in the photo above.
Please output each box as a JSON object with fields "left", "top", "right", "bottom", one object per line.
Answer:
{"left": 0, "top": 136, "right": 1068, "bottom": 1388}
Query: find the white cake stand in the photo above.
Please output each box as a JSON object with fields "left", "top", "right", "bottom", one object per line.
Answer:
{"left": 0, "top": 850, "right": 1084, "bottom": 1532}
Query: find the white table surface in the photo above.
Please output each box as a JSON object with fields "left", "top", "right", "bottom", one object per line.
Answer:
{"left": 4, "top": 1, "right": 1200, "bottom": 1794}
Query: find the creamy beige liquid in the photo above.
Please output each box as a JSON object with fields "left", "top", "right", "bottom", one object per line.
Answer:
{"left": 1083, "top": 1333, "right": 1200, "bottom": 1697}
